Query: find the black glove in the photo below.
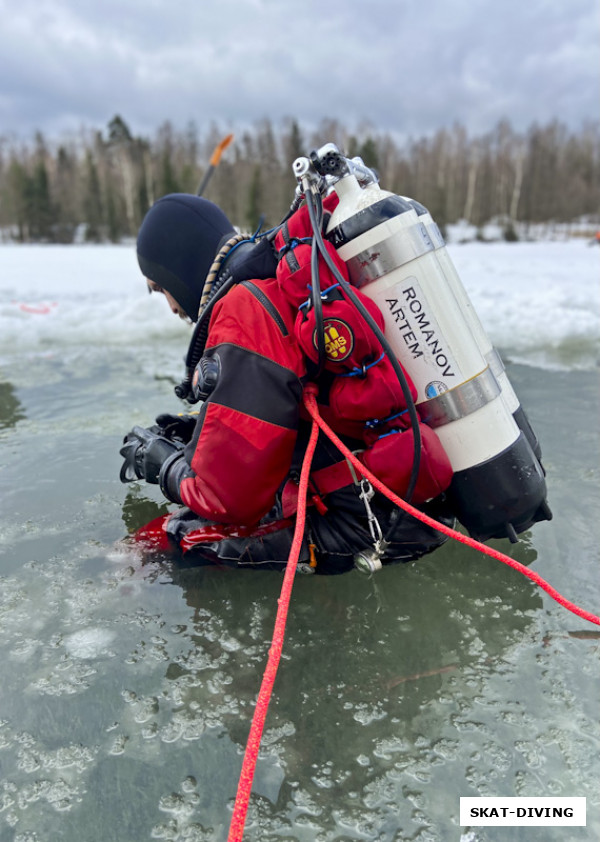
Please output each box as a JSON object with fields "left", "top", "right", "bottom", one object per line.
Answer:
{"left": 120, "top": 426, "right": 184, "bottom": 484}
{"left": 154, "top": 412, "right": 198, "bottom": 444}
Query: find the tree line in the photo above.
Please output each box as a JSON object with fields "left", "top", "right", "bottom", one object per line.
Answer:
{"left": 0, "top": 115, "right": 598, "bottom": 243}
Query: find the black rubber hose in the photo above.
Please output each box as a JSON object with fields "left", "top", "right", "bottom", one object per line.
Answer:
{"left": 305, "top": 190, "right": 326, "bottom": 373}
{"left": 307, "top": 190, "right": 422, "bottom": 507}
{"left": 174, "top": 272, "right": 238, "bottom": 401}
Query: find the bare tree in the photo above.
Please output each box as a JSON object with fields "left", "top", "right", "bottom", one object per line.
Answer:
{"left": 0, "top": 116, "right": 597, "bottom": 242}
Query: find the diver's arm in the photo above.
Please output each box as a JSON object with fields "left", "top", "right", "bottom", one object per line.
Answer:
{"left": 164, "top": 281, "right": 305, "bottom": 525}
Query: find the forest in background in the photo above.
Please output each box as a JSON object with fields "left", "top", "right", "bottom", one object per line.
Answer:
{"left": 0, "top": 115, "right": 598, "bottom": 243}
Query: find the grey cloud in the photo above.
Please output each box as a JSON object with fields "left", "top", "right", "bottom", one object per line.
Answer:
{"left": 0, "top": 0, "right": 597, "bottom": 140}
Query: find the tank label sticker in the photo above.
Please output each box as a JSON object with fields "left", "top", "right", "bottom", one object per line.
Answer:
{"left": 383, "top": 277, "right": 463, "bottom": 388}
{"left": 425, "top": 380, "right": 448, "bottom": 398}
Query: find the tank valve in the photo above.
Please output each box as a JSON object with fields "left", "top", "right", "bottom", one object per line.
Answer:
{"left": 310, "top": 143, "right": 348, "bottom": 178}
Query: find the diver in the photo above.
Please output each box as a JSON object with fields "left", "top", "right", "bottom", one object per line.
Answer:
{"left": 119, "top": 192, "right": 455, "bottom": 573}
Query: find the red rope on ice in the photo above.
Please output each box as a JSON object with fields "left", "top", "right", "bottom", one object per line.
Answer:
{"left": 303, "top": 388, "right": 600, "bottom": 628}
{"left": 227, "top": 389, "right": 320, "bottom": 842}
{"left": 227, "top": 384, "right": 599, "bottom": 841}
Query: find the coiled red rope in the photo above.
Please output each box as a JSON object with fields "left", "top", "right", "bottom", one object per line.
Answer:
{"left": 228, "top": 384, "right": 599, "bottom": 841}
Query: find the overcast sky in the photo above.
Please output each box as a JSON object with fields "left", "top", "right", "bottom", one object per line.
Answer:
{"left": 0, "top": 0, "right": 598, "bottom": 143}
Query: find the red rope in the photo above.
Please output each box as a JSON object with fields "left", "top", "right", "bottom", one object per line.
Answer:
{"left": 227, "top": 389, "right": 320, "bottom": 842}
{"left": 227, "top": 384, "right": 599, "bottom": 841}
{"left": 303, "top": 389, "right": 600, "bottom": 627}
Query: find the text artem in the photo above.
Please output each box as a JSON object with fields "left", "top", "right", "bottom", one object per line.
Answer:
{"left": 385, "top": 286, "right": 456, "bottom": 378}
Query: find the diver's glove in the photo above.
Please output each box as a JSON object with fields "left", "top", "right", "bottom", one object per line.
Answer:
{"left": 154, "top": 412, "right": 198, "bottom": 444}
{"left": 119, "top": 426, "right": 184, "bottom": 484}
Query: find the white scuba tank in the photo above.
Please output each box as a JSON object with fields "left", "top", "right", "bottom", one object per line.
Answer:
{"left": 325, "top": 173, "right": 551, "bottom": 542}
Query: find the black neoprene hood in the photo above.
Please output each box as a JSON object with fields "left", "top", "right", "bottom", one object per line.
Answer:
{"left": 136, "top": 193, "right": 235, "bottom": 321}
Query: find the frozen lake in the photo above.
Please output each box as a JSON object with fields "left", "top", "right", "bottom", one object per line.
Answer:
{"left": 0, "top": 239, "right": 598, "bottom": 841}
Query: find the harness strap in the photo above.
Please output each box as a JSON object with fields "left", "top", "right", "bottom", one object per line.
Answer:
{"left": 311, "top": 459, "right": 360, "bottom": 495}
{"left": 281, "top": 458, "right": 364, "bottom": 517}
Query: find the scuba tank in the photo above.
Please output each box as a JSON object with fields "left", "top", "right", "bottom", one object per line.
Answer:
{"left": 305, "top": 144, "right": 551, "bottom": 543}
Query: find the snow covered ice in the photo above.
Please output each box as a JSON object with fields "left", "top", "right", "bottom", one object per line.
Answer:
{"left": 0, "top": 239, "right": 597, "bottom": 371}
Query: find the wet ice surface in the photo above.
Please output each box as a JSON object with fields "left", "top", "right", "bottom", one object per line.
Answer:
{"left": 1, "top": 535, "right": 598, "bottom": 841}
{"left": 0, "top": 242, "right": 599, "bottom": 840}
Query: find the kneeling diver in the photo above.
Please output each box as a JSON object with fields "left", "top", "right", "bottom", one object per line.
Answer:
{"left": 119, "top": 192, "right": 455, "bottom": 573}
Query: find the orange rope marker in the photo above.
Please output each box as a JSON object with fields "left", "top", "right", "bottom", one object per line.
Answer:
{"left": 197, "top": 133, "right": 235, "bottom": 197}
{"left": 209, "top": 133, "right": 234, "bottom": 167}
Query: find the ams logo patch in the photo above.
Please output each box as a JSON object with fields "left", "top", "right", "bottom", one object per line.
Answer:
{"left": 314, "top": 318, "right": 355, "bottom": 362}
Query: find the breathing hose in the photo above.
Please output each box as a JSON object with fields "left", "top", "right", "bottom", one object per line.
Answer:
{"left": 304, "top": 188, "right": 327, "bottom": 372}
{"left": 174, "top": 234, "right": 249, "bottom": 401}
{"left": 303, "top": 182, "right": 422, "bottom": 509}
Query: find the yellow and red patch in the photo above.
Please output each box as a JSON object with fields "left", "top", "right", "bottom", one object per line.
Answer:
{"left": 314, "top": 318, "right": 355, "bottom": 363}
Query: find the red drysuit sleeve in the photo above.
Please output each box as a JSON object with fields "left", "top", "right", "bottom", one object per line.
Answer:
{"left": 178, "top": 280, "right": 306, "bottom": 525}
